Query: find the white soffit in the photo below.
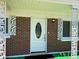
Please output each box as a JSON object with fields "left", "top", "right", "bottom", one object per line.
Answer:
{"left": 38, "top": 0, "right": 75, "bottom": 5}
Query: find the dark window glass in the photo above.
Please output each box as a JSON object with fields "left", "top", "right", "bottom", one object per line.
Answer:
{"left": 63, "top": 21, "right": 70, "bottom": 37}
{"left": 78, "top": 22, "right": 79, "bottom": 37}
{"left": 35, "top": 23, "right": 42, "bottom": 38}
{"left": 63, "top": 21, "right": 79, "bottom": 37}
{"left": 6, "top": 18, "right": 8, "bottom": 33}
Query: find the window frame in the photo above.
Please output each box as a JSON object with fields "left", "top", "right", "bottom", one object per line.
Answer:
{"left": 4, "top": 16, "right": 16, "bottom": 38}
{"left": 58, "top": 20, "right": 79, "bottom": 41}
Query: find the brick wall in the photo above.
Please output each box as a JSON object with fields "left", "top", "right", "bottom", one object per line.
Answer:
{"left": 47, "top": 18, "right": 71, "bottom": 52}
{"left": 6, "top": 17, "right": 30, "bottom": 56}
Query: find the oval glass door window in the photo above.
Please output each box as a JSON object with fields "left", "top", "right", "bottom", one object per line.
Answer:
{"left": 35, "top": 23, "right": 42, "bottom": 39}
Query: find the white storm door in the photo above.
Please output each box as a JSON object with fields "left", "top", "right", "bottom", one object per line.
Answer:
{"left": 30, "top": 18, "right": 46, "bottom": 52}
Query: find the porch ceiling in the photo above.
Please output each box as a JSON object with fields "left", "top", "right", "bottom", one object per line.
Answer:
{"left": 38, "top": 0, "right": 73, "bottom": 5}
{"left": 6, "top": 0, "right": 79, "bottom": 20}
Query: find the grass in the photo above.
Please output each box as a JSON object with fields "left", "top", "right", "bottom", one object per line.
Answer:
{"left": 55, "top": 56, "right": 79, "bottom": 59}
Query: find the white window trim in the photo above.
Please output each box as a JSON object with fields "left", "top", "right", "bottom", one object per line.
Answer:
{"left": 58, "top": 20, "right": 79, "bottom": 41}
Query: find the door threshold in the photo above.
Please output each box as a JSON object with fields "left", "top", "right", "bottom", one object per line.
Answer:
{"left": 31, "top": 51, "right": 45, "bottom": 53}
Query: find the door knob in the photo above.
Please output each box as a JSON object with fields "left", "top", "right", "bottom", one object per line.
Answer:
{"left": 48, "top": 32, "right": 50, "bottom": 34}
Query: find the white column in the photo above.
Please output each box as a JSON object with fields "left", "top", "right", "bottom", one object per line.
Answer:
{"left": 71, "top": 7, "right": 78, "bottom": 59}
{"left": 0, "top": 37, "right": 6, "bottom": 59}
{"left": 0, "top": 0, "right": 6, "bottom": 59}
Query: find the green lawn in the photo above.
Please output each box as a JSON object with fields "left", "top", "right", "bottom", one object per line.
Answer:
{"left": 7, "top": 57, "right": 25, "bottom": 59}
{"left": 55, "top": 56, "right": 79, "bottom": 59}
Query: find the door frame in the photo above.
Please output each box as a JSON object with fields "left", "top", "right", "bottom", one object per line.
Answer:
{"left": 30, "top": 17, "right": 47, "bottom": 53}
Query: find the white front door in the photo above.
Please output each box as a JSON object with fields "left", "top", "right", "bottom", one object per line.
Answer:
{"left": 30, "top": 18, "right": 47, "bottom": 52}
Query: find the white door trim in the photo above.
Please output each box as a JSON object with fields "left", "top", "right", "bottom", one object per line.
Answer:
{"left": 30, "top": 17, "right": 47, "bottom": 53}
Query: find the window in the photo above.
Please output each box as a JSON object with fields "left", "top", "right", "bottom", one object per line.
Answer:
{"left": 78, "top": 22, "right": 79, "bottom": 37}
{"left": 59, "top": 21, "right": 79, "bottom": 41}
{"left": 35, "top": 23, "right": 42, "bottom": 39}
{"left": 4, "top": 18, "right": 11, "bottom": 38}
{"left": 63, "top": 21, "right": 70, "bottom": 37}
{"left": 6, "top": 18, "right": 8, "bottom": 33}
{"left": 5, "top": 17, "right": 16, "bottom": 38}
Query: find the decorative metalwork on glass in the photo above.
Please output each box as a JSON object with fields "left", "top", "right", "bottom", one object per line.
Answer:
{"left": 58, "top": 19, "right": 62, "bottom": 40}
{"left": 0, "top": 1, "right": 5, "bottom": 36}
{"left": 0, "top": 18, "right": 5, "bottom": 33}
{"left": 35, "top": 23, "right": 42, "bottom": 39}
{"left": 9, "top": 16, "right": 16, "bottom": 36}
